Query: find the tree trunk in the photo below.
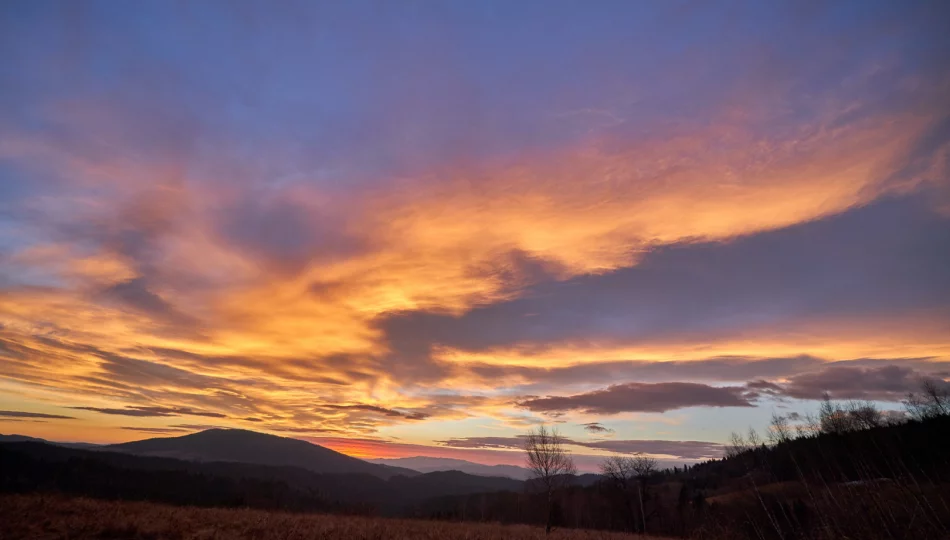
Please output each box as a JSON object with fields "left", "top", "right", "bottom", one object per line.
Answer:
{"left": 625, "top": 494, "right": 636, "bottom": 533}
{"left": 638, "top": 482, "right": 647, "bottom": 535}
{"left": 545, "top": 490, "right": 553, "bottom": 534}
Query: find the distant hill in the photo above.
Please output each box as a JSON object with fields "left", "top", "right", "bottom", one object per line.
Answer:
{"left": 0, "top": 433, "right": 99, "bottom": 450}
{"left": 105, "top": 429, "right": 416, "bottom": 479}
{"left": 370, "top": 456, "right": 531, "bottom": 479}
{"left": 0, "top": 434, "right": 46, "bottom": 444}
{"left": 0, "top": 439, "right": 523, "bottom": 515}
{"left": 571, "top": 473, "right": 603, "bottom": 487}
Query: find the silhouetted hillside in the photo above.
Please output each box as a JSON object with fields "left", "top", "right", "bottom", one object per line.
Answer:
{"left": 370, "top": 456, "right": 531, "bottom": 479}
{"left": 106, "top": 428, "right": 416, "bottom": 479}
{"left": 0, "top": 441, "right": 338, "bottom": 513}
{"left": 415, "top": 408, "right": 950, "bottom": 538}
{"left": 686, "top": 414, "right": 950, "bottom": 488}
{"left": 368, "top": 456, "right": 530, "bottom": 480}
{"left": 0, "top": 439, "right": 523, "bottom": 515}
{"left": 0, "top": 433, "right": 99, "bottom": 449}
{"left": 392, "top": 470, "right": 522, "bottom": 497}
{"left": 0, "top": 434, "right": 46, "bottom": 443}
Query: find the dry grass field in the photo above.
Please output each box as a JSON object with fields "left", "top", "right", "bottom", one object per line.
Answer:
{"left": 0, "top": 494, "right": 672, "bottom": 540}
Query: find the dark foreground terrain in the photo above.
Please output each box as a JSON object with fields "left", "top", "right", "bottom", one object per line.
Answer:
{"left": 0, "top": 494, "right": 669, "bottom": 540}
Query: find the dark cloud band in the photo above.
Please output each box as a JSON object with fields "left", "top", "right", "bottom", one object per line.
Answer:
{"left": 0, "top": 410, "right": 75, "bottom": 420}
{"left": 518, "top": 382, "right": 756, "bottom": 414}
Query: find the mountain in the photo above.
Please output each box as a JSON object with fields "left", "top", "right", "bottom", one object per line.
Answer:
{"left": 106, "top": 429, "right": 416, "bottom": 479}
{"left": 0, "top": 441, "right": 337, "bottom": 512}
{"left": 0, "top": 439, "right": 523, "bottom": 515}
{"left": 370, "top": 456, "right": 531, "bottom": 479}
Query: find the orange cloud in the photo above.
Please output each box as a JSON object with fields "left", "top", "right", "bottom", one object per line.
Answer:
{"left": 0, "top": 92, "right": 947, "bottom": 447}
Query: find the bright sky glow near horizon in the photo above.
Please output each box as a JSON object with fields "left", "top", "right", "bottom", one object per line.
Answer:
{"left": 1, "top": 1, "right": 949, "bottom": 471}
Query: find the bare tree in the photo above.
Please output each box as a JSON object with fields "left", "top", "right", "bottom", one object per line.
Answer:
{"left": 802, "top": 412, "right": 821, "bottom": 437}
{"left": 525, "top": 425, "right": 576, "bottom": 534}
{"left": 602, "top": 454, "right": 658, "bottom": 535}
{"left": 746, "top": 427, "right": 762, "bottom": 448}
{"left": 819, "top": 393, "right": 852, "bottom": 434}
{"left": 846, "top": 400, "right": 882, "bottom": 430}
{"left": 906, "top": 390, "right": 930, "bottom": 421}
{"left": 630, "top": 454, "right": 657, "bottom": 535}
{"left": 601, "top": 456, "right": 638, "bottom": 532}
{"left": 906, "top": 379, "right": 949, "bottom": 420}
{"left": 725, "top": 431, "right": 747, "bottom": 459}
{"left": 768, "top": 413, "right": 792, "bottom": 445}
{"left": 922, "top": 379, "right": 949, "bottom": 417}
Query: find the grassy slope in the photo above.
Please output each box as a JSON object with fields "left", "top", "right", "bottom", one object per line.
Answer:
{"left": 0, "top": 494, "right": 674, "bottom": 540}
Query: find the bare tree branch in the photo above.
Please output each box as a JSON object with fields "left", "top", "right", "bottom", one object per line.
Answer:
{"left": 525, "top": 425, "right": 576, "bottom": 534}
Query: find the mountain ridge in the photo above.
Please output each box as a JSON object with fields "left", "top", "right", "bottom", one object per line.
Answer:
{"left": 0, "top": 433, "right": 100, "bottom": 450}
{"left": 104, "top": 428, "right": 417, "bottom": 479}
{"left": 0, "top": 438, "right": 524, "bottom": 515}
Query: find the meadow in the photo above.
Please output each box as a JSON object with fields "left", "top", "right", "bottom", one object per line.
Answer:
{"left": 0, "top": 494, "right": 671, "bottom": 540}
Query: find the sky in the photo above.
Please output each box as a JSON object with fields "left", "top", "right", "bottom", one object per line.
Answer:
{"left": 1, "top": 0, "right": 949, "bottom": 471}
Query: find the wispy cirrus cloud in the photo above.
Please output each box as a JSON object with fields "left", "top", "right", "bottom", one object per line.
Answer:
{"left": 318, "top": 404, "right": 430, "bottom": 421}
{"left": 99, "top": 278, "right": 198, "bottom": 328}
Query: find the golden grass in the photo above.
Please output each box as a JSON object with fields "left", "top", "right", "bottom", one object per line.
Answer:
{"left": 0, "top": 494, "right": 674, "bottom": 540}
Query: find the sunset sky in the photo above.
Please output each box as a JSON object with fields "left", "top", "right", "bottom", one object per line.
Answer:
{"left": 1, "top": 1, "right": 949, "bottom": 470}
